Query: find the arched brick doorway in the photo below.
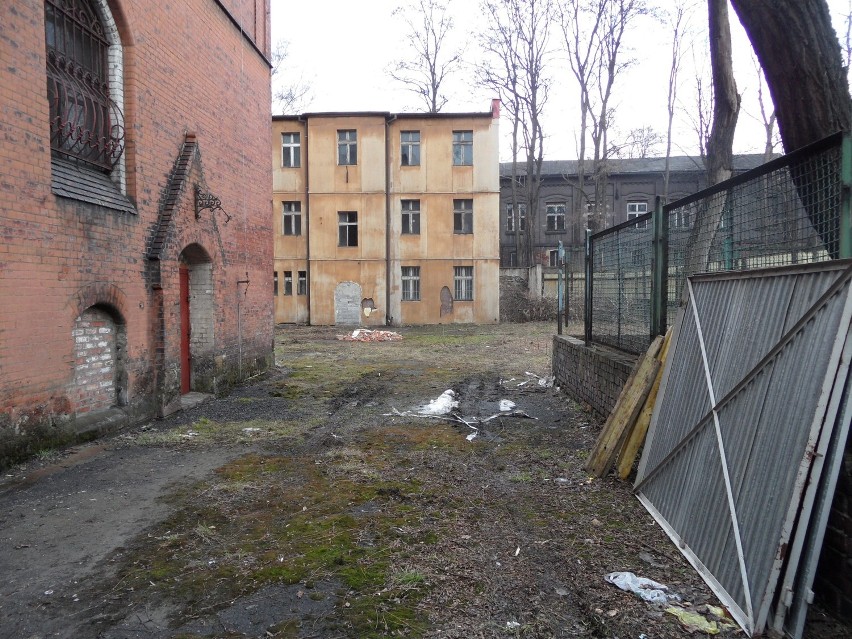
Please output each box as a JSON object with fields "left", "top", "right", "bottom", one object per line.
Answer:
{"left": 72, "top": 305, "right": 127, "bottom": 414}
{"left": 179, "top": 244, "right": 214, "bottom": 394}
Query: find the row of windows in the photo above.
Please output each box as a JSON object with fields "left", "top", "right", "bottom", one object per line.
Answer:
{"left": 281, "top": 129, "right": 475, "bottom": 168}
{"left": 274, "top": 267, "right": 474, "bottom": 302}
{"left": 280, "top": 199, "right": 476, "bottom": 241}
{"left": 273, "top": 270, "right": 307, "bottom": 296}
{"left": 397, "top": 265, "right": 476, "bottom": 302}
{"left": 505, "top": 201, "right": 661, "bottom": 231}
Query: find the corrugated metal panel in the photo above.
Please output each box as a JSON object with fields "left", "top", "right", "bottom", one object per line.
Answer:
{"left": 635, "top": 261, "right": 852, "bottom": 636}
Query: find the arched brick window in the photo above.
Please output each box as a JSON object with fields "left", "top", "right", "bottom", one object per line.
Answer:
{"left": 45, "top": 0, "right": 124, "bottom": 172}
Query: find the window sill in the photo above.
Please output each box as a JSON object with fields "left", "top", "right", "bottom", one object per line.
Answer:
{"left": 51, "top": 157, "right": 135, "bottom": 214}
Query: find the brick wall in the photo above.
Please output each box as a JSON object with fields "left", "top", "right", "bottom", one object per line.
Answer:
{"left": 0, "top": 0, "right": 272, "bottom": 467}
{"left": 72, "top": 308, "right": 117, "bottom": 415}
{"left": 552, "top": 335, "right": 637, "bottom": 419}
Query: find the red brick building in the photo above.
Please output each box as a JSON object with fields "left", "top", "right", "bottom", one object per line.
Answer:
{"left": 0, "top": 0, "right": 274, "bottom": 466}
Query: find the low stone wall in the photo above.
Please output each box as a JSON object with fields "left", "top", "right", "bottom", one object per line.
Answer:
{"left": 552, "top": 335, "right": 637, "bottom": 419}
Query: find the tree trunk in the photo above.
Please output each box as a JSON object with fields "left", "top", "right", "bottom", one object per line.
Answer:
{"left": 686, "top": 0, "right": 739, "bottom": 275}
{"left": 731, "top": 0, "right": 852, "bottom": 258}
{"left": 730, "top": 0, "right": 852, "bottom": 155}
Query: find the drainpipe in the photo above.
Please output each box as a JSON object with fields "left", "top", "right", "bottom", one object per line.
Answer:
{"left": 300, "top": 115, "right": 311, "bottom": 325}
{"left": 385, "top": 114, "right": 396, "bottom": 325}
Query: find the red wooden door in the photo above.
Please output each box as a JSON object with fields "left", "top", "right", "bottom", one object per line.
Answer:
{"left": 179, "top": 264, "right": 191, "bottom": 394}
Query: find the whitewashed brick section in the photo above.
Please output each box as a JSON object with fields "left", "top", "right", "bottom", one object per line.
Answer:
{"left": 72, "top": 308, "right": 116, "bottom": 414}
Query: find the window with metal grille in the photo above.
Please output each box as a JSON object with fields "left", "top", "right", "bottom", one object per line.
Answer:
{"left": 401, "top": 266, "right": 421, "bottom": 301}
{"left": 401, "top": 131, "right": 420, "bottom": 166}
{"left": 283, "top": 271, "right": 293, "bottom": 295}
{"left": 45, "top": 0, "right": 123, "bottom": 171}
{"left": 297, "top": 271, "right": 307, "bottom": 295}
{"left": 549, "top": 250, "right": 560, "bottom": 267}
{"left": 507, "top": 203, "right": 526, "bottom": 232}
{"left": 283, "top": 201, "right": 302, "bottom": 235}
{"left": 546, "top": 203, "right": 566, "bottom": 231}
{"left": 282, "top": 132, "right": 300, "bottom": 167}
{"left": 337, "top": 129, "right": 357, "bottom": 165}
{"left": 454, "top": 199, "right": 473, "bottom": 234}
{"left": 454, "top": 266, "right": 473, "bottom": 301}
{"left": 338, "top": 211, "right": 358, "bottom": 246}
{"left": 452, "top": 130, "right": 473, "bottom": 165}
{"left": 402, "top": 199, "right": 420, "bottom": 235}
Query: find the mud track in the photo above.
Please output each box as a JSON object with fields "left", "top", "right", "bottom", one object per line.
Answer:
{"left": 0, "top": 323, "right": 847, "bottom": 638}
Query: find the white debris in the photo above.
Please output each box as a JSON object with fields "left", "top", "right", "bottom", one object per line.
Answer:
{"left": 417, "top": 390, "right": 459, "bottom": 416}
{"left": 499, "top": 399, "right": 516, "bottom": 411}
{"left": 605, "top": 571, "right": 680, "bottom": 605}
{"left": 466, "top": 431, "right": 478, "bottom": 442}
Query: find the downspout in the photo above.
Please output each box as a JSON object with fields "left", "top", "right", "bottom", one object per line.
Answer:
{"left": 385, "top": 114, "right": 396, "bottom": 325}
{"left": 300, "top": 115, "right": 311, "bottom": 325}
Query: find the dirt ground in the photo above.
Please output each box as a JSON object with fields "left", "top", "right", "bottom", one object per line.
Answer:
{"left": 0, "top": 323, "right": 848, "bottom": 639}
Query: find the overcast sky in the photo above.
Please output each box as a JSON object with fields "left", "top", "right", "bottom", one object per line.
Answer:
{"left": 270, "top": 0, "right": 852, "bottom": 162}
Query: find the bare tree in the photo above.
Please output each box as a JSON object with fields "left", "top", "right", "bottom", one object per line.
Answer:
{"left": 271, "top": 40, "right": 311, "bottom": 114}
{"left": 663, "top": 4, "right": 690, "bottom": 201}
{"left": 560, "top": 0, "right": 605, "bottom": 240}
{"left": 753, "top": 55, "right": 778, "bottom": 163}
{"left": 560, "top": 0, "right": 648, "bottom": 234}
{"left": 731, "top": 0, "right": 852, "bottom": 258}
{"left": 685, "top": 0, "right": 740, "bottom": 275}
{"left": 388, "top": 0, "right": 464, "bottom": 112}
{"left": 611, "top": 126, "right": 663, "bottom": 159}
{"left": 479, "top": 0, "right": 553, "bottom": 269}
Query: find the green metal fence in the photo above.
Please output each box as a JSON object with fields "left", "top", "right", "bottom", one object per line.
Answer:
{"left": 586, "top": 132, "right": 849, "bottom": 354}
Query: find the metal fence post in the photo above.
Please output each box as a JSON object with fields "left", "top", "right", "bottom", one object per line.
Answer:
{"left": 651, "top": 195, "right": 668, "bottom": 338}
{"left": 585, "top": 229, "right": 592, "bottom": 345}
{"left": 840, "top": 132, "right": 852, "bottom": 259}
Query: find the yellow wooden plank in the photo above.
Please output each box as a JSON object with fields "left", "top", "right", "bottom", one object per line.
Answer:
{"left": 585, "top": 335, "right": 664, "bottom": 477}
{"left": 616, "top": 328, "right": 673, "bottom": 479}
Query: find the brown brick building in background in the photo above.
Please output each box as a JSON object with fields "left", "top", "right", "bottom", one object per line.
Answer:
{"left": 0, "top": 0, "right": 274, "bottom": 465}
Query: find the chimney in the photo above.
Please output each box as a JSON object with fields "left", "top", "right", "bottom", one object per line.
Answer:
{"left": 491, "top": 98, "right": 500, "bottom": 119}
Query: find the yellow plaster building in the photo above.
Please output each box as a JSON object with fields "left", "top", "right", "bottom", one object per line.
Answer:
{"left": 272, "top": 103, "right": 501, "bottom": 326}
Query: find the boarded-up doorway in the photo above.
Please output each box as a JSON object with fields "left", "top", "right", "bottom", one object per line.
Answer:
{"left": 335, "top": 281, "right": 361, "bottom": 326}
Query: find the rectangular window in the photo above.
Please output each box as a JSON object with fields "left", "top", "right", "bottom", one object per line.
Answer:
{"left": 283, "top": 271, "right": 293, "bottom": 295}
{"left": 282, "top": 201, "right": 302, "bottom": 236}
{"left": 338, "top": 211, "right": 358, "bottom": 246}
{"left": 453, "top": 198, "right": 473, "bottom": 234}
{"left": 337, "top": 129, "right": 357, "bottom": 165}
{"left": 452, "top": 130, "right": 473, "bottom": 166}
{"left": 546, "top": 203, "right": 566, "bottom": 231}
{"left": 401, "top": 266, "right": 421, "bottom": 301}
{"left": 273, "top": 271, "right": 279, "bottom": 296}
{"left": 401, "top": 131, "right": 420, "bottom": 166}
{"left": 282, "top": 132, "right": 301, "bottom": 168}
{"left": 627, "top": 201, "right": 648, "bottom": 229}
{"left": 506, "top": 203, "right": 527, "bottom": 232}
{"left": 672, "top": 209, "right": 690, "bottom": 229}
{"left": 454, "top": 266, "right": 473, "bottom": 301}
{"left": 508, "top": 251, "right": 517, "bottom": 267}
{"left": 401, "top": 199, "right": 421, "bottom": 235}
{"left": 548, "top": 250, "right": 559, "bottom": 267}
{"left": 297, "top": 271, "right": 307, "bottom": 295}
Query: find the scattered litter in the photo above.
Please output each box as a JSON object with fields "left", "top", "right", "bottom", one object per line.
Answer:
{"left": 466, "top": 431, "right": 478, "bottom": 442}
{"left": 605, "top": 571, "right": 680, "bottom": 605}
{"left": 242, "top": 427, "right": 261, "bottom": 433}
{"left": 555, "top": 587, "right": 568, "bottom": 597}
{"left": 499, "top": 399, "right": 516, "bottom": 411}
{"left": 181, "top": 431, "right": 199, "bottom": 439}
{"left": 506, "top": 621, "right": 521, "bottom": 630}
{"left": 44, "top": 590, "right": 53, "bottom": 596}
{"left": 337, "top": 329, "right": 403, "bottom": 342}
{"left": 503, "top": 372, "right": 555, "bottom": 390}
{"left": 665, "top": 605, "right": 738, "bottom": 634}
{"left": 418, "top": 390, "right": 459, "bottom": 416}
{"left": 514, "top": 546, "right": 521, "bottom": 556}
